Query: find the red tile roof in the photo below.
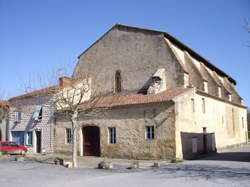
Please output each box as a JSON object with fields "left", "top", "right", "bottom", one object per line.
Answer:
{"left": 77, "top": 87, "right": 192, "bottom": 109}
{"left": 8, "top": 85, "right": 60, "bottom": 101}
{"left": 0, "top": 100, "right": 9, "bottom": 108}
{"left": 8, "top": 77, "right": 87, "bottom": 102}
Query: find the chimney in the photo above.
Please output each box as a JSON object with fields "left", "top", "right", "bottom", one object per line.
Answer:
{"left": 59, "top": 77, "right": 71, "bottom": 88}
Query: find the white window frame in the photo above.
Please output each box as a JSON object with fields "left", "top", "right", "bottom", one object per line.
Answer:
{"left": 203, "top": 81, "right": 208, "bottom": 93}
{"left": 15, "top": 111, "right": 21, "bottom": 122}
{"left": 202, "top": 98, "right": 206, "bottom": 114}
{"left": 65, "top": 128, "right": 72, "bottom": 144}
{"left": 108, "top": 127, "right": 116, "bottom": 144}
{"left": 33, "top": 105, "right": 43, "bottom": 121}
{"left": 26, "top": 131, "right": 33, "bottom": 145}
{"left": 218, "top": 86, "right": 222, "bottom": 98}
{"left": 146, "top": 126, "right": 155, "bottom": 140}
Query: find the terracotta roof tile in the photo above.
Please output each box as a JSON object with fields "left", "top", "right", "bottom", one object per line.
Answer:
{"left": 78, "top": 87, "right": 192, "bottom": 109}
{"left": 0, "top": 100, "right": 9, "bottom": 108}
{"left": 8, "top": 77, "right": 87, "bottom": 102}
{"left": 8, "top": 85, "right": 60, "bottom": 101}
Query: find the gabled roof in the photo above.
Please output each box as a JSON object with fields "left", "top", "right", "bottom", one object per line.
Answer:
{"left": 78, "top": 24, "right": 236, "bottom": 85}
{"left": 8, "top": 85, "right": 60, "bottom": 101}
{"left": 8, "top": 77, "right": 87, "bottom": 102}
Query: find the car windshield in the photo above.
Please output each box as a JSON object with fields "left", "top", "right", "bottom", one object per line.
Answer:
{"left": 1, "top": 143, "right": 9, "bottom": 147}
{"left": 10, "top": 142, "right": 19, "bottom": 147}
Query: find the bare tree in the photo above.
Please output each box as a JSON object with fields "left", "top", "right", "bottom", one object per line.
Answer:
{"left": 54, "top": 75, "right": 104, "bottom": 168}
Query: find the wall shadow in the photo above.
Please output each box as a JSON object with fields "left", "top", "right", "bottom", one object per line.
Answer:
{"left": 181, "top": 132, "right": 216, "bottom": 160}
{"left": 200, "top": 152, "right": 250, "bottom": 162}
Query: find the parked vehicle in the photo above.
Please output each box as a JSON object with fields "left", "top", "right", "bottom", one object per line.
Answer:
{"left": 0, "top": 141, "right": 27, "bottom": 155}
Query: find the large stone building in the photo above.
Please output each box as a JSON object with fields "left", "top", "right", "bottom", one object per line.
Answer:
{"left": 54, "top": 24, "right": 248, "bottom": 159}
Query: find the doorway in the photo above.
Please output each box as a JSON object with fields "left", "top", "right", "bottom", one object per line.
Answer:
{"left": 82, "top": 126, "right": 100, "bottom": 156}
{"left": 36, "top": 131, "right": 41, "bottom": 153}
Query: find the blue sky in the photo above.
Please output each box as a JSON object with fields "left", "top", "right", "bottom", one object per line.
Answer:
{"left": 0, "top": 0, "right": 249, "bottom": 106}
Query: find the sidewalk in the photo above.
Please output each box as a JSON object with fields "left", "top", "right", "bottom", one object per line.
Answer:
{"left": 23, "top": 153, "right": 172, "bottom": 169}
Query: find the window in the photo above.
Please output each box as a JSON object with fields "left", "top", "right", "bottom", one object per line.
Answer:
{"left": 33, "top": 105, "right": 43, "bottom": 121}
{"left": 108, "top": 127, "right": 116, "bottom": 144}
{"left": 65, "top": 128, "right": 72, "bottom": 144}
{"left": 242, "top": 117, "right": 244, "bottom": 128}
{"left": 146, "top": 126, "right": 154, "bottom": 140}
{"left": 218, "top": 87, "right": 222, "bottom": 98}
{"left": 27, "top": 132, "right": 33, "bottom": 145}
{"left": 202, "top": 98, "right": 206, "bottom": 113}
{"left": 115, "top": 70, "right": 121, "bottom": 93}
{"left": 15, "top": 112, "right": 21, "bottom": 121}
{"left": 203, "top": 81, "right": 208, "bottom": 93}
{"left": 191, "top": 98, "right": 195, "bottom": 112}
{"left": 228, "top": 94, "right": 232, "bottom": 102}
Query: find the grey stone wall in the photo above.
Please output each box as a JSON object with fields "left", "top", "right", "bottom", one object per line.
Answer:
{"left": 55, "top": 102, "right": 176, "bottom": 159}
{"left": 9, "top": 95, "right": 55, "bottom": 152}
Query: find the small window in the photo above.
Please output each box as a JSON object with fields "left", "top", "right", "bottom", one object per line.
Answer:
{"left": 202, "top": 98, "right": 206, "bottom": 113}
{"left": 218, "top": 87, "right": 222, "bottom": 98}
{"left": 242, "top": 117, "right": 244, "bottom": 128}
{"left": 15, "top": 112, "right": 21, "bottom": 121}
{"left": 203, "top": 81, "right": 208, "bottom": 93}
{"left": 65, "top": 128, "right": 72, "bottom": 144}
{"left": 115, "top": 70, "right": 121, "bottom": 93}
{"left": 228, "top": 94, "right": 232, "bottom": 102}
{"left": 146, "top": 126, "right": 154, "bottom": 140}
{"left": 191, "top": 98, "right": 195, "bottom": 112}
{"left": 108, "top": 127, "right": 116, "bottom": 144}
{"left": 33, "top": 105, "right": 43, "bottom": 121}
{"left": 27, "top": 132, "right": 33, "bottom": 145}
{"left": 38, "top": 107, "right": 43, "bottom": 120}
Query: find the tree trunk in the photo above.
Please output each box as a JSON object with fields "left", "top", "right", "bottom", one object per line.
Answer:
{"left": 72, "top": 120, "right": 77, "bottom": 168}
{"left": 71, "top": 111, "right": 78, "bottom": 168}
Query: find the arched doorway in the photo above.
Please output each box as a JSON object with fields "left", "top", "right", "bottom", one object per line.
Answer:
{"left": 82, "top": 126, "right": 100, "bottom": 156}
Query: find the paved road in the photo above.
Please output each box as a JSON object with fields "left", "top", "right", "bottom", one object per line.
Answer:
{"left": 0, "top": 145, "right": 250, "bottom": 187}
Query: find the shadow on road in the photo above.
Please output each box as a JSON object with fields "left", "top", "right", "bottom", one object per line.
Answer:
{"left": 200, "top": 152, "right": 250, "bottom": 162}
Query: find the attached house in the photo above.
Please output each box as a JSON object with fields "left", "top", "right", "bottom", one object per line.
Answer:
{"left": 0, "top": 100, "right": 9, "bottom": 141}
{"left": 8, "top": 77, "right": 72, "bottom": 153}
{"left": 54, "top": 24, "right": 248, "bottom": 159}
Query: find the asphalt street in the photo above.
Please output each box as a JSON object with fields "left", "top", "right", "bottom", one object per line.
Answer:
{"left": 0, "top": 145, "right": 250, "bottom": 187}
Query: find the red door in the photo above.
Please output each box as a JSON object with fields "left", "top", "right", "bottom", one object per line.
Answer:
{"left": 83, "top": 126, "right": 100, "bottom": 156}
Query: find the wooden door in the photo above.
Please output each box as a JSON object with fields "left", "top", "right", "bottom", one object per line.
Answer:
{"left": 83, "top": 126, "right": 100, "bottom": 156}
{"left": 36, "top": 131, "right": 41, "bottom": 153}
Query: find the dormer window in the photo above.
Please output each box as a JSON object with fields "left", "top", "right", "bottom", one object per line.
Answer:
{"left": 203, "top": 81, "right": 208, "bottom": 93}
{"left": 115, "top": 70, "right": 121, "bottom": 93}
{"left": 147, "top": 76, "right": 162, "bottom": 94}
{"left": 218, "top": 86, "right": 222, "bottom": 98}
{"left": 228, "top": 94, "right": 232, "bottom": 102}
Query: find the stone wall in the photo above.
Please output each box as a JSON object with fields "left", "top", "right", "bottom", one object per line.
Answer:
{"left": 73, "top": 26, "right": 185, "bottom": 96}
{"left": 54, "top": 102, "right": 176, "bottom": 159}
{"left": 174, "top": 89, "right": 248, "bottom": 159}
{"left": 9, "top": 95, "right": 55, "bottom": 152}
